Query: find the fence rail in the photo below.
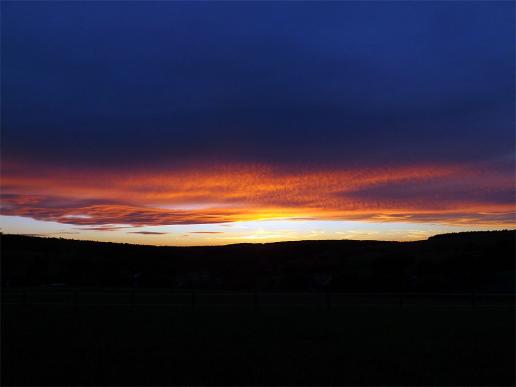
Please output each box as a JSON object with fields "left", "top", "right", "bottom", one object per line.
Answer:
{"left": 1, "top": 289, "right": 514, "bottom": 308}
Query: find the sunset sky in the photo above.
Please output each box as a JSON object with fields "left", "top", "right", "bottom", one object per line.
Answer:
{"left": 1, "top": 1, "right": 514, "bottom": 245}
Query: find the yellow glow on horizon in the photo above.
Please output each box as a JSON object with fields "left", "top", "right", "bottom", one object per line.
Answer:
{"left": 1, "top": 161, "right": 514, "bottom": 235}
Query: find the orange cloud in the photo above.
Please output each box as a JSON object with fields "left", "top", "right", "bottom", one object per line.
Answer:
{"left": 1, "top": 161, "right": 514, "bottom": 228}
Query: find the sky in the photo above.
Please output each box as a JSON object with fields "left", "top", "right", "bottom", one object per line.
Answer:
{"left": 1, "top": 1, "right": 514, "bottom": 245}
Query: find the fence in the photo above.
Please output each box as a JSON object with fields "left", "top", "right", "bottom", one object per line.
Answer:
{"left": 1, "top": 289, "right": 514, "bottom": 308}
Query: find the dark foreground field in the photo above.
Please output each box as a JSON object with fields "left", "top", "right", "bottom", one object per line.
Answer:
{"left": 2, "top": 232, "right": 515, "bottom": 385}
{"left": 2, "top": 303, "right": 514, "bottom": 386}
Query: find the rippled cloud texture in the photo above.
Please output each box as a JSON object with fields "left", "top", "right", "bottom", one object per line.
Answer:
{"left": 2, "top": 161, "right": 514, "bottom": 229}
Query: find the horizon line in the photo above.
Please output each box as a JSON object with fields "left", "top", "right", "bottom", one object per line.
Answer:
{"left": 2, "top": 229, "right": 513, "bottom": 249}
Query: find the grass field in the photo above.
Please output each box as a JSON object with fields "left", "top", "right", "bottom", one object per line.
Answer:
{"left": 2, "top": 302, "right": 514, "bottom": 386}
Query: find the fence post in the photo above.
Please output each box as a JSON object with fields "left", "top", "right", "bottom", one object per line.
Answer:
{"left": 254, "top": 292, "right": 259, "bottom": 311}
{"left": 191, "top": 291, "right": 196, "bottom": 310}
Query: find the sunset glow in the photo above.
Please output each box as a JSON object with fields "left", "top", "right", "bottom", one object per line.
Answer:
{"left": 1, "top": 160, "right": 514, "bottom": 244}
{"left": 1, "top": 2, "right": 514, "bottom": 244}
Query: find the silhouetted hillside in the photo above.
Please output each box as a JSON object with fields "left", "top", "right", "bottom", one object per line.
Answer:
{"left": 1, "top": 230, "right": 514, "bottom": 292}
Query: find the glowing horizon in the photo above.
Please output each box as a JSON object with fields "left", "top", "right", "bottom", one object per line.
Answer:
{"left": 2, "top": 215, "right": 512, "bottom": 247}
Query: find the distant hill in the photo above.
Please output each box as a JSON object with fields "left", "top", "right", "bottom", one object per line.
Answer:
{"left": 1, "top": 230, "right": 514, "bottom": 292}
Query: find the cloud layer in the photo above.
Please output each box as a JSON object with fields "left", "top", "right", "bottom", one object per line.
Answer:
{"left": 1, "top": 161, "right": 514, "bottom": 229}
{"left": 1, "top": 2, "right": 514, "bottom": 170}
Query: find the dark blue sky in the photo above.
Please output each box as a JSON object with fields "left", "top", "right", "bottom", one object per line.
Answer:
{"left": 2, "top": 1, "right": 514, "bottom": 169}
